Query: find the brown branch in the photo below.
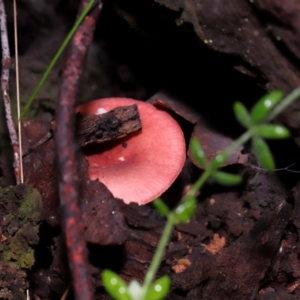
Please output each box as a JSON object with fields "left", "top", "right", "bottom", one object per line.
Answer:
{"left": 77, "top": 104, "right": 142, "bottom": 146}
{"left": 54, "top": 1, "right": 102, "bottom": 299}
{"left": 22, "top": 104, "right": 141, "bottom": 155}
{"left": 0, "top": 0, "right": 21, "bottom": 184}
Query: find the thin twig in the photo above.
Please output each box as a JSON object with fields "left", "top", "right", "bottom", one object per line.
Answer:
{"left": 0, "top": 0, "right": 21, "bottom": 184}
{"left": 60, "top": 284, "right": 71, "bottom": 300}
{"left": 13, "top": 0, "right": 23, "bottom": 183}
{"left": 249, "top": 162, "right": 300, "bottom": 173}
{"left": 54, "top": 1, "right": 102, "bottom": 299}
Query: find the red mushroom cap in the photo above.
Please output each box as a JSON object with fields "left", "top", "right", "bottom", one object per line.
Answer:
{"left": 77, "top": 98, "right": 186, "bottom": 205}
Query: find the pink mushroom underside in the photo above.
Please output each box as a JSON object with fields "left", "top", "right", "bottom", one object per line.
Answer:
{"left": 77, "top": 98, "right": 186, "bottom": 205}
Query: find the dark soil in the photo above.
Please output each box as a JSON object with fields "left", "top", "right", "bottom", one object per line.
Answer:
{"left": 1, "top": 0, "right": 300, "bottom": 299}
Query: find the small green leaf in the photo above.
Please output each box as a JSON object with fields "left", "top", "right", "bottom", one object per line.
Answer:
{"left": 144, "top": 276, "right": 171, "bottom": 300}
{"left": 233, "top": 102, "right": 252, "bottom": 128}
{"left": 212, "top": 171, "right": 242, "bottom": 185}
{"left": 251, "top": 90, "right": 283, "bottom": 123}
{"left": 189, "top": 138, "right": 206, "bottom": 166}
{"left": 252, "top": 136, "right": 275, "bottom": 170}
{"left": 210, "top": 153, "right": 228, "bottom": 169}
{"left": 102, "top": 270, "right": 131, "bottom": 300}
{"left": 256, "top": 124, "right": 290, "bottom": 139}
{"left": 152, "top": 198, "right": 170, "bottom": 217}
{"left": 174, "top": 195, "right": 197, "bottom": 224}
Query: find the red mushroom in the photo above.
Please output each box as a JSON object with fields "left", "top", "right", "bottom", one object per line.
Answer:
{"left": 77, "top": 98, "right": 186, "bottom": 205}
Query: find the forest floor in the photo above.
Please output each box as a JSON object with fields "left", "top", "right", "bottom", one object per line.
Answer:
{"left": 1, "top": 1, "right": 300, "bottom": 300}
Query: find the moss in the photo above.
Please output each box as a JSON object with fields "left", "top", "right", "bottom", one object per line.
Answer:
{"left": 0, "top": 185, "right": 44, "bottom": 270}
{"left": 0, "top": 184, "right": 44, "bottom": 224}
{"left": 3, "top": 223, "right": 38, "bottom": 269}
{"left": 0, "top": 185, "right": 16, "bottom": 203}
{"left": 17, "top": 186, "right": 44, "bottom": 223}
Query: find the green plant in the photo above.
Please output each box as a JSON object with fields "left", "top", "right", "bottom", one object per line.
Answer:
{"left": 101, "top": 88, "right": 300, "bottom": 300}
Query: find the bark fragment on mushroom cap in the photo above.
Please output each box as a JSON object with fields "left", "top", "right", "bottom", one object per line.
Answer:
{"left": 77, "top": 98, "right": 186, "bottom": 205}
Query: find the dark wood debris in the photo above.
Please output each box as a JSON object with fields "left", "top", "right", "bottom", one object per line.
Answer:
{"left": 76, "top": 104, "right": 142, "bottom": 147}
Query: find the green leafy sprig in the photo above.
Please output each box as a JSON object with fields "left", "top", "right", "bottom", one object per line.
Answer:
{"left": 101, "top": 89, "right": 300, "bottom": 300}
{"left": 234, "top": 90, "right": 289, "bottom": 170}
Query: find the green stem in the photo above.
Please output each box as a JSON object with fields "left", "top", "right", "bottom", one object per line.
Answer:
{"left": 222, "top": 129, "right": 253, "bottom": 158}
{"left": 189, "top": 129, "right": 253, "bottom": 196}
{"left": 264, "top": 86, "right": 300, "bottom": 122}
{"left": 138, "top": 87, "right": 300, "bottom": 299}
{"left": 188, "top": 169, "right": 211, "bottom": 197}
{"left": 142, "top": 213, "right": 175, "bottom": 298}
{"left": 20, "top": 0, "right": 95, "bottom": 120}
{"left": 137, "top": 86, "right": 300, "bottom": 299}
